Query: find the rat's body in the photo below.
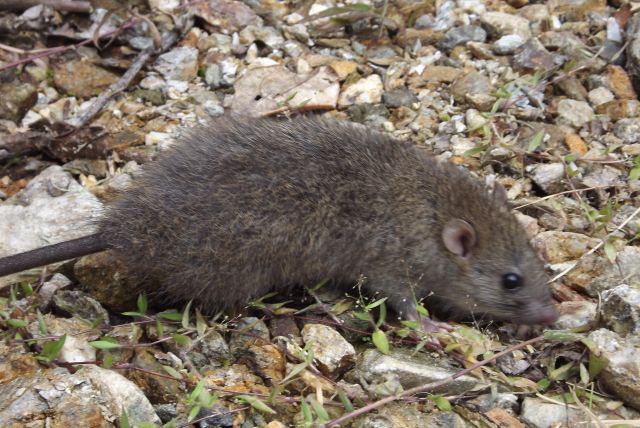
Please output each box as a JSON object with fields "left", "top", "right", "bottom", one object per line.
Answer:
{"left": 0, "top": 117, "right": 558, "bottom": 325}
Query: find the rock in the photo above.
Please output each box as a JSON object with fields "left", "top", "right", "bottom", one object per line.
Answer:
{"left": 354, "top": 348, "right": 480, "bottom": 397}
{"left": 329, "top": 61, "right": 358, "bottom": 81}
{"left": 0, "top": 80, "right": 37, "bottom": 122}
{"left": 595, "top": 100, "right": 640, "bottom": 120}
{"left": 414, "top": 65, "right": 463, "bottom": 84}
{"left": 382, "top": 88, "right": 418, "bottom": 108}
{"left": 52, "top": 59, "right": 119, "bottom": 100}
{"left": 587, "top": 86, "right": 615, "bottom": 106}
{"left": 512, "top": 38, "right": 557, "bottom": 73}
{"left": 38, "top": 273, "right": 72, "bottom": 309}
{"left": 27, "top": 315, "right": 99, "bottom": 363}
{"left": 589, "top": 328, "right": 640, "bottom": 411}
{"left": 0, "top": 362, "right": 161, "bottom": 426}
{"left": 555, "top": 75, "right": 588, "bottom": 101}
{"left": 239, "top": 25, "right": 284, "bottom": 49}
{"left": 301, "top": 324, "right": 356, "bottom": 376}
{"left": 154, "top": 404, "right": 179, "bottom": 423}
{"left": 554, "top": 301, "right": 597, "bottom": 330}
{"left": 607, "top": 65, "right": 637, "bottom": 100}
{"left": 581, "top": 165, "right": 625, "bottom": 189}
{"left": 192, "top": 0, "right": 262, "bottom": 33}
{"left": 520, "top": 397, "right": 586, "bottom": 427}
{"left": 338, "top": 74, "right": 384, "bottom": 108}
{"left": 601, "top": 284, "right": 640, "bottom": 337}
{"left": 74, "top": 251, "right": 136, "bottom": 312}
{"left": 436, "top": 25, "right": 486, "bottom": 51}
{"left": 232, "top": 65, "right": 339, "bottom": 115}
{"left": 527, "top": 162, "right": 565, "bottom": 194}
{"left": 154, "top": 47, "right": 199, "bottom": 82}
{"left": 194, "top": 329, "right": 232, "bottom": 368}
{"left": 466, "top": 392, "right": 519, "bottom": 413}
{"left": 564, "top": 133, "right": 588, "bottom": 155}
{"left": 627, "top": 13, "right": 640, "bottom": 95}
{"left": 0, "top": 166, "right": 102, "bottom": 262}
{"left": 229, "top": 317, "right": 270, "bottom": 352}
{"left": 569, "top": 247, "right": 640, "bottom": 296}
{"left": 131, "top": 88, "right": 166, "bottom": 106}
{"left": 282, "top": 23, "right": 310, "bottom": 44}
{"left": 614, "top": 118, "right": 640, "bottom": 144}
{"left": 246, "top": 342, "right": 286, "bottom": 384}
{"left": 129, "top": 349, "right": 184, "bottom": 404}
{"left": 53, "top": 290, "right": 110, "bottom": 324}
{"left": 514, "top": 212, "right": 540, "bottom": 238}
{"left": 556, "top": 99, "right": 594, "bottom": 128}
{"left": 531, "top": 231, "right": 599, "bottom": 264}
{"left": 450, "top": 71, "right": 492, "bottom": 106}
{"left": 480, "top": 11, "right": 531, "bottom": 40}
{"left": 494, "top": 34, "right": 525, "bottom": 55}
{"left": 465, "top": 108, "right": 486, "bottom": 132}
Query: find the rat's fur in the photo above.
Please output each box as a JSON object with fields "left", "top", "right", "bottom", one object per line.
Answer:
{"left": 99, "top": 116, "right": 556, "bottom": 324}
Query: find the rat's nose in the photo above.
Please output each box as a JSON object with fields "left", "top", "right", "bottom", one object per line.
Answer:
{"left": 522, "top": 302, "right": 559, "bottom": 325}
{"left": 533, "top": 304, "right": 559, "bottom": 325}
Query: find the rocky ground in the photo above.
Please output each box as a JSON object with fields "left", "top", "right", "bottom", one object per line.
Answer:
{"left": 1, "top": 0, "right": 640, "bottom": 426}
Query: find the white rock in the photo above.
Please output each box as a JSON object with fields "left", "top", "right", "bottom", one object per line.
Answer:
{"left": 556, "top": 99, "right": 594, "bottom": 128}
{"left": 587, "top": 86, "right": 615, "bottom": 106}
{"left": 154, "top": 46, "right": 198, "bottom": 81}
{"left": 0, "top": 166, "right": 102, "bottom": 257}
{"left": 338, "top": 74, "right": 384, "bottom": 107}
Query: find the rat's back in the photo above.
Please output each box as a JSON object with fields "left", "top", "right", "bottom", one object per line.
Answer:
{"left": 100, "top": 116, "right": 427, "bottom": 309}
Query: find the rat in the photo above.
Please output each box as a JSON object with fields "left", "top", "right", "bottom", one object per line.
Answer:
{"left": 0, "top": 116, "right": 558, "bottom": 328}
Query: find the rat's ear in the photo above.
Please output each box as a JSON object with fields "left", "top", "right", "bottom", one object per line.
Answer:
{"left": 442, "top": 219, "right": 476, "bottom": 258}
{"left": 492, "top": 182, "right": 508, "bottom": 205}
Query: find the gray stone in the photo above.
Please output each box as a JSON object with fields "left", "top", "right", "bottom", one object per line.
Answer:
{"left": 436, "top": 25, "right": 486, "bottom": 51}
{"left": 154, "top": 46, "right": 199, "bottom": 81}
{"left": 520, "top": 397, "right": 587, "bottom": 428}
{"left": 0, "top": 166, "right": 102, "bottom": 281}
{"left": 354, "top": 348, "right": 480, "bottom": 398}
{"left": 554, "top": 301, "right": 598, "bottom": 330}
{"left": 494, "top": 34, "right": 525, "bottom": 55}
{"left": 601, "top": 284, "right": 640, "bottom": 336}
{"left": 450, "top": 72, "right": 492, "bottom": 105}
{"left": 614, "top": 118, "right": 640, "bottom": 143}
{"left": 588, "top": 328, "right": 640, "bottom": 411}
{"left": 588, "top": 86, "right": 615, "bottom": 106}
{"left": 229, "top": 317, "right": 270, "bottom": 353}
{"left": 301, "top": 324, "right": 356, "bottom": 375}
{"left": 586, "top": 246, "right": 640, "bottom": 296}
{"left": 338, "top": 75, "right": 384, "bottom": 108}
{"left": 27, "top": 315, "right": 98, "bottom": 363}
{"left": 556, "top": 99, "right": 594, "bottom": 128}
{"left": 38, "top": 273, "right": 72, "bottom": 309}
{"left": 53, "top": 290, "right": 110, "bottom": 324}
{"left": 382, "top": 88, "right": 418, "bottom": 108}
{"left": 481, "top": 11, "right": 531, "bottom": 39}
{"left": 527, "top": 162, "right": 566, "bottom": 194}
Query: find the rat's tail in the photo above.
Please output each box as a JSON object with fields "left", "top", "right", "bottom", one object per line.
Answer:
{"left": 0, "top": 233, "right": 108, "bottom": 277}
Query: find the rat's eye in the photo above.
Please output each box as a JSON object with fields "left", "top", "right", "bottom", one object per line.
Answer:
{"left": 502, "top": 273, "right": 523, "bottom": 290}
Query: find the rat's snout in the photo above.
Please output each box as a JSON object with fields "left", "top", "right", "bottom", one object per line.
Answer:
{"left": 521, "top": 301, "right": 559, "bottom": 325}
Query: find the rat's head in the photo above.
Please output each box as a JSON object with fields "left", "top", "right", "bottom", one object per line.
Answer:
{"left": 432, "top": 183, "right": 558, "bottom": 326}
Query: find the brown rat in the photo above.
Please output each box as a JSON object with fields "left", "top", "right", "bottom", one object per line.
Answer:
{"left": 0, "top": 116, "right": 558, "bottom": 326}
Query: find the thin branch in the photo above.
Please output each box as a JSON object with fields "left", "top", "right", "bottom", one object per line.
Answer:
{"left": 0, "top": 18, "right": 141, "bottom": 72}
{"left": 69, "top": 47, "right": 154, "bottom": 128}
{"left": 0, "top": 0, "right": 91, "bottom": 13}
